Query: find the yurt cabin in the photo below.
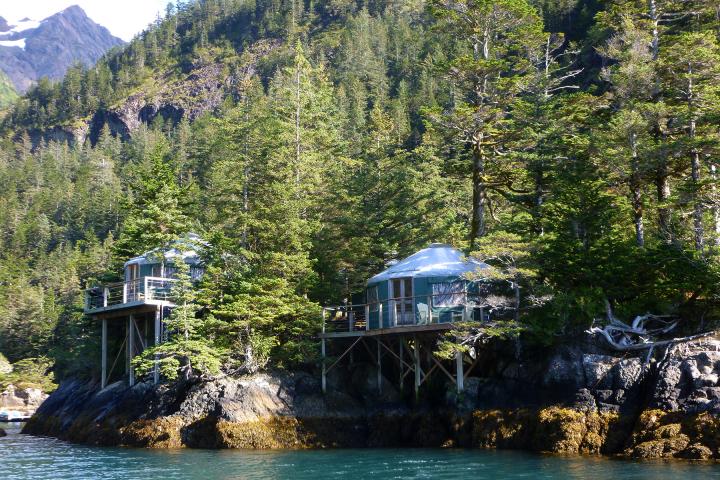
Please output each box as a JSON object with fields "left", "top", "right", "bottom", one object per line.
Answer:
{"left": 84, "top": 233, "right": 207, "bottom": 388}
{"left": 365, "top": 243, "right": 488, "bottom": 329}
{"left": 122, "top": 233, "right": 206, "bottom": 302}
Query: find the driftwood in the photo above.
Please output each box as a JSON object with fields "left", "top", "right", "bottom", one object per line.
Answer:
{"left": 587, "top": 300, "right": 716, "bottom": 351}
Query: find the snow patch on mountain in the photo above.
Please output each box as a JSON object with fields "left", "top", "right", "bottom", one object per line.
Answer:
{"left": 0, "top": 38, "right": 25, "bottom": 49}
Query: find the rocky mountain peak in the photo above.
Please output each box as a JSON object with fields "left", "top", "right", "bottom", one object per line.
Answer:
{"left": 0, "top": 6, "right": 124, "bottom": 93}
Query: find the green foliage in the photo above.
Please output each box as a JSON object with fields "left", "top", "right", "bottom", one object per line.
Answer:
{"left": 0, "top": 357, "right": 56, "bottom": 393}
{"left": 1, "top": 0, "right": 720, "bottom": 379}
{"left": 113, "top": 139, "right": 191, "bottom": 264}
{"left": 133, "top": 260, "right": 225, "bottom": 381}
{"left": 0, "top": 69, "right": 18, "bottom": 109}
{"left": 435, "top": 321, "right": 525, "bottom": 360}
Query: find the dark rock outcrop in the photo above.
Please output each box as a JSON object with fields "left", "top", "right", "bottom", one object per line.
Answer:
{"left": 24, "top": 337, "right": 720, "bottom": 459}
{"left": 85, "top": 40, "right": 278, "bottom": 146}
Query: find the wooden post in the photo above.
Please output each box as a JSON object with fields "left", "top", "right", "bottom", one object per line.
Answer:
{"left": 390, "top": 299, "right": 396, "bottom": 326}
{"left": 321, "top": 307, "right": 327, "bottom": 394}
{"left": 364, "top": 304, "right": 370, "bottom": 331}
{"left": 377, "top": 338, "right": 382, "bottom": 394}
{"left": 456, "top": 350, "right": 464, "bottom": 393}
{"left": 128, "top": 315, "right": 135, "bottom": 387}
{"left": 321, "top": 337, "right": 327, "bottom": 394}
{"left": 414, "top": 335, "right": 421, "bottom": 397}
{"left": 427, "top": 295, "right": 433, "bottom": 324}
{"left": 123, "top": 282, "right": 128, "bottom": 304}
{"left": 103, "top": 287, "right": 109, "bottom": 307}
{"left": 378, "top": 302, "right": 383, "bottom": 329}
{"left": 101, "top": 318, "right": 107, "bottom": 389}
{"left": 154, "top": 306, "right": 161, "bottom": 385}
{"left": 399, "top": 339, "right": 404, "bottom": 392}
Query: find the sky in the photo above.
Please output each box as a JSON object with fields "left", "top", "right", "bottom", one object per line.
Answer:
{"left": 1, "top": 0, "right": 170, "bottom": 41}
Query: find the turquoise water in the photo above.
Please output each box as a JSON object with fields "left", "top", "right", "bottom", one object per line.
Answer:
{"left": 2, "top": 422, "right": 719, "bottom": 479}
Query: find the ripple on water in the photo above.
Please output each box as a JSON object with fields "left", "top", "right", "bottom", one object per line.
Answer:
{"left": 2, "top": 423, "right": 720, "bottom": 480}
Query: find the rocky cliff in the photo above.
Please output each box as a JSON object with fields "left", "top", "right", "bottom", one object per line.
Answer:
{"left": 23, "top": 337, "right": 720, "bottom": 459}
{"left": 0, "top": 384, "right": 48, "bottom": 417}
{"left": 28, "top": 39, "right": 278, "bottom": 147}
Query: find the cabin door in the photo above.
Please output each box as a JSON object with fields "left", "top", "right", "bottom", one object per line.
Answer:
{"left": 391, "top": 277, "right": 414, "bottom": 325}
{"left": 126, "top": 264, "right": 139, "bottom": 301}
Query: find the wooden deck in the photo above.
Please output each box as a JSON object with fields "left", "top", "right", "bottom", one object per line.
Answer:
{"left": 86, "top": 300, "right": 172, "bottom": 319}
{"left": 85, "top": 276, "right": 176, "bottom": 318}
{"left": 319, "top": 322, "right": 454, "bottom": 338}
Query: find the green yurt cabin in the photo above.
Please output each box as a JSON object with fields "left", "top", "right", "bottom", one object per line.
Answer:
{"left": 365, "top": 244, "right": 488, "bottom": 329}
{"left": 123, "top": 233, "right": 206, "bottom": 301}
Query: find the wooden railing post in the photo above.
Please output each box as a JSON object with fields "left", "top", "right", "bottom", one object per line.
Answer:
{"left": 378, "top": 302, "right": 383, "bottom": 329}
{"left": 365, "top": 304, "right": 370, "bottom": 331}
{"left": 144, "top": 276, "right": 149, "bottom": 301}
{"left": 321, "top": 308, "right": 326, "bottom": 334}
{"left": 427, "top": 295, "right": 433, "bottom": 324}
{"left": 123, "top": 282, "right": 128, "bottom": 304}
{"left": 103, "top": 287, "right": 109, "bottom": 307}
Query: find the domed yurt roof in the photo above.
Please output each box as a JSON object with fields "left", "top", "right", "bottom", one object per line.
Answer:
{"left": 367, "top": 244, "right": 487, "bottom": 285}
{"left": 124, "top": 233, "right": 207, "bottom": 267}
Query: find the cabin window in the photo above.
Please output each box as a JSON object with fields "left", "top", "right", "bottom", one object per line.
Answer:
{"left": 432, "top": 281, "right": 466, "bottom": 307}
{"left": 126, "top": 263, "right": 139, "bottom": 281}
{"left": 190, "top": 267, "right": 204, "bottom": 281}
{"left": 367, "top": 286, "right": 379, "bottom": 312}
{"left": 151, "top": 264, "right": 163, "bottom": 277}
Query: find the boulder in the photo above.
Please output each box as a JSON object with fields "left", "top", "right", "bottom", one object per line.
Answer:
{"left": 582, "top": 354, "right": 615, "bottom": 390}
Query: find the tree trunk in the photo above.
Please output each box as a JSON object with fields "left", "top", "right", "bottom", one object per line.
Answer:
{"left": 656, "top": 158, "right": 672, "bottom": 243}
{"left": 295, "top": 55, "right": 301, "bottom": 187}
{"left": 534, "top": 166, "right": 545, "bottom": 236}
{"left": 712, "top": 164, "right": 720, "bottom": 246}
{"left": 470, "top": 141, "right": 486, "bottom": 248}
{"left": 688, "top": 68, "right": 704, "bottom": 251}
{"left": 630, "top": 132, "right": 645, "bottom": 247}
{"left": 691, "top": 144, "right": 704, "bottom": 251}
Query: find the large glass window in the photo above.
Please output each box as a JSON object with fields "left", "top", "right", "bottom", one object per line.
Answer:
{"left": 432, "top": 281, "right": 466, "bottom": 307}
{"left": 367, "top": 286, "right": 379, "bottom": 312}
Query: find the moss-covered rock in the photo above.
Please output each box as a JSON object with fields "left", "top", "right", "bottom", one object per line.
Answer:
{"left": 121, "top": 417, "right": 184, "bottom": 448}
{"left": 471, "top": 407, "right": 621, "bottom": 455}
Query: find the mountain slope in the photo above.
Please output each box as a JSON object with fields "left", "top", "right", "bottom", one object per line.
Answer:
{"left": 0, "top": 6, "right": 124, "bottom": 93}
{"left": 0, "top": 68, "right": 17, "bottom": 108}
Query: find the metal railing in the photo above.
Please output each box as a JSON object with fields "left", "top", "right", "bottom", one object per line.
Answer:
{"left": 85, "top": 276, "right": 177, "bottom": 311}
{"left": 321, "top": 293, "right": 486, "bottom": 334}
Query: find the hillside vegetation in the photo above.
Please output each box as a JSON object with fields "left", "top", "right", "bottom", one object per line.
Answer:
{"left": 0, "top": 69, "right": 18, "bottom": 108}
{"left": 0, "top": 0, "right": 719, "bottom": 381}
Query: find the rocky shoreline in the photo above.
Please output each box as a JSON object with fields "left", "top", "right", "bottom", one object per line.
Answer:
{"left": 23, "top": 337, "right": 720, "bottom": 460}
{"left": 1, "top": 384, "right": 48, "bottom": 421}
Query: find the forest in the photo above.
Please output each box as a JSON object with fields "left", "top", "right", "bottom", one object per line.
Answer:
{"left": 0, "top": 0, "right": 719, "bottom": 385}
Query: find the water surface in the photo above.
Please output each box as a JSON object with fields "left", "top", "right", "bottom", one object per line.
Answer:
{"left": 2, "top": 422, "right": 719, "bottom": 479}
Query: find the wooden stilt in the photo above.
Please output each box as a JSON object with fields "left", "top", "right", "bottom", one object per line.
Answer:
{"left": 154, "top": 307, "right": 161, "bottom": 385}
{"left": 101, "top": 318, "right": 107, "bottom": 389}
{"left": 321, "top": 337, "right": 327, "bottom": 394}
{"left": 128, "top": 315, "right": 135, "bottom": 387}
{"left": 456, "top": 351, "right": 464, "bottom": 393}
{"left": 398, "top": 339, "right": 404, "bottom": 392}
{"left": 377, "top": 338, "right": 382, "bottom": 394}
{"left": 414, "top": 335, "right": 421, "bottom": 397}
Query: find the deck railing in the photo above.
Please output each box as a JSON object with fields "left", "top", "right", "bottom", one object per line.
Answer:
{"left": 321, "top": 293, "right": 485, "bottom": 334}
{"left": 85, "top": 276, "right": 177, "bottom": 311}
